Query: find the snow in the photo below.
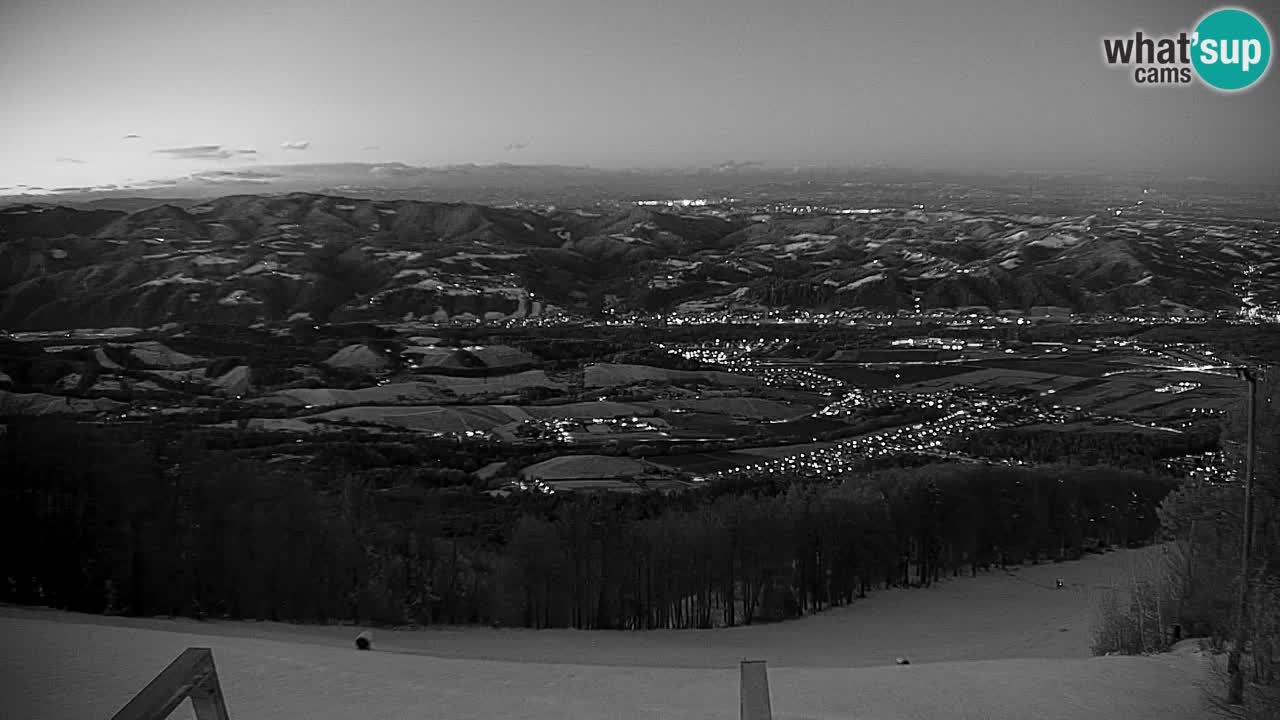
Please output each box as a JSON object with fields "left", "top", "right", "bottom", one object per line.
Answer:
{"left": 781, "top": 240, "right": 829, "bottom": 253}
{"left": 1027, "top": 233, "right": 1082, "bottom": 249}
{"left": 94, "top": 348, "right": 123, "bottom": 370}
{"left": 212, "top": 365, "right": 252, "bottom": 396}
{"left": 191, "top": 255, "right": 238, "bottom": 266}
{"left": 786, "top": 233, "right": 838, "bottom": 241}
{"left": 141, "top": 274, "right": 210, "bottom": 288}
{"left": 840, "top": 273, "right": 884, "bottom": 292}
{"left": 127, "top": 341, "right": 204, "bottom": 369}
{"left": 411, "top": 278, "right": 450, "bottom": 291}
{"left": 378, "top": 251, "right": 423, "bottom": 262}
{"left": 217, "top": 290, "right": 262, "bottom": 307}
{"left": 0, "top": 390, "right": 126, "bottom": 415}
{"left": 0, "top": 549, "right": 1211, "bottom": 720}
{"left": 393, "top": 269, "right": 434, "bottom": 280}
{"left": 237, "top": 261, "right": 282, "bottom": 276}
{"left": 324, "top": 344, "right": 390, "bottom": 372}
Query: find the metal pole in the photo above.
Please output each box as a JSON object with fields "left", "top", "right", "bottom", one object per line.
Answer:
{"left": 1227, "top": 369, "right": 1257, "bottom": 705}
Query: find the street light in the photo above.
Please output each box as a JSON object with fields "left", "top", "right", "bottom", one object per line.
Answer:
{"left": 1227, "top": 365, "right": 1258, "bottom": 705}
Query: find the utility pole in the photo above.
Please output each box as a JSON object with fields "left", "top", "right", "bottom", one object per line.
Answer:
{"left": 1227, "top": 366, "right": 1258, "bottom": 705}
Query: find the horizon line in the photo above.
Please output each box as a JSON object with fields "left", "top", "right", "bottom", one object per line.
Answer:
{"left": 3, "top": 162, "right": 1276, "bottom": 200}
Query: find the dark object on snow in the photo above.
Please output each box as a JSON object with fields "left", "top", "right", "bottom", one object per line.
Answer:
{"left": 895, "top": 657, "right": 910, "bottom": 665}
{"left": 355, "top": 631, "right": 372, "bottom": 651}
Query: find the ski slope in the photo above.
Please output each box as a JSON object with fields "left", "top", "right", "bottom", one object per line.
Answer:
{"left": 1, "top": 548, "right": 1214, "bottom": 720}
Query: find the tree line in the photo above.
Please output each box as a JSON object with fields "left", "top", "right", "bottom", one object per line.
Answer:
{"left": 947, "top": 425, "right": 1221, "bottom": 471}
{"left": 2, "top": 418, "right": 1175, "bottom": 631}
{"left": 1152, "top": 373, "right": 1279, "bottom": 714}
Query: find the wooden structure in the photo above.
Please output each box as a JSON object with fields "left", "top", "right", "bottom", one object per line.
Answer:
{"left": 740, "top": 659, "right": 773, "bottom": 720}
{"left": 109, "top": 645, "right": 769, "bottom": 719}
{"left": 110, "top": 647, "right": 231, "bottom": 720}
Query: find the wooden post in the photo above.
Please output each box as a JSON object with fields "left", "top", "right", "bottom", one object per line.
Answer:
{"left": 740, "top": 659, "right": 773, "bottom": 720}
{"left": 111, "top": 647, "right": 231, "bottom": 720}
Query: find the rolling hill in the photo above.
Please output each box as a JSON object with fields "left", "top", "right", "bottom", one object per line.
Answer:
{"left": 1, "top": 193, "right": 1275, "bottom": 330}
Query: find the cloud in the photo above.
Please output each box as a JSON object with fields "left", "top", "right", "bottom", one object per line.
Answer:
{"left": 55, "top": 157, "right": 87, "bottom": 164}
{"left": 504, "top": 141, "right": 530, "bottom": 152}
{"left": 39, "top": 184, "right": 123, "bottom": 194}
{"left": 281, "top": 140, "right": 310, "bottom": 151}
{"left": 123, "top": 133, "right": 142, "bottom": 140}
{"left": 153, "top": 145, "right": 234, "bottom": 160}
{"left": 190, "top": 169, "right": 282, "bottom": 185}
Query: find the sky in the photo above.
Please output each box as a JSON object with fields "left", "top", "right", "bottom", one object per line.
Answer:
{"left": 1, "top": 0, "right": 1278, "bottom": 191}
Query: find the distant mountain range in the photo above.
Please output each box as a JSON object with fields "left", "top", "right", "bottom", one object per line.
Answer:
{"left": 1, "top": 192, "right": 1276, "bottom": 330}
{"left": 7, "top": 163, "right": 1277, "bottom": 213}
{"left": 2, "top": 163, "right": 787, "bottom": 208}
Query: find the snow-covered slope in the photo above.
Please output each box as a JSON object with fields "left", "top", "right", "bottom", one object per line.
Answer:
{"left": 1, "top": 549, "right": 1213, "bottom": 720}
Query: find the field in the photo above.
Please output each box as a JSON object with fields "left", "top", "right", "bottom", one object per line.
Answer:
{"left": 523, "top": 401, "right": 655, "bottom": 419}
{"left": 651, "top": 450, "right": 765, "bottom": 473}
{"left": 645, "top": 397, "right": 811, "bottom": 420}
{"left": 0, "top": 391, "right": 126, "bottom": 416}
{"left": 258, "top": 381, "right": 451, "bottom": 408}
{"left": 255, "top": 371, "right": 564, "bottom": 410}
{"left": 306, "top": 404, "right": 530, "bottom": 433}
{"left": 900, "top": 366, "right": 1240, "bottom": 419}
{"left": 652, "top": 439, "right": 843, "bottom": 474}
{"left": 818, "top": 363, "right": 977, "bottom": 387}
{"left": 585, "top": 363, "right": 758, "bottom": 389}
{"left": 1014, "top": 420, "right": 1177, "bottom": 435}
{"left": 426, "top": 370, "right": 565, "bottom": 397}
{"left": 1, "top": 548, "right": 1212, "bottom": 720}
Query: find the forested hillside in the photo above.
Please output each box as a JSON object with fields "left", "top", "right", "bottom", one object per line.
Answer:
{"left": 1, "top": 420, "right": 1172, "bottom": 629}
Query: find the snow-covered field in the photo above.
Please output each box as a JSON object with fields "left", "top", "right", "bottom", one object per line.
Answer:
{"left": 1, "top": 548, "right": 1213, "bottom": 720}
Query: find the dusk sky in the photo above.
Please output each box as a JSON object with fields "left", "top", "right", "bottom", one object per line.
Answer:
{"left": 2, "top": 0, "right": 1277, "bottom": 191}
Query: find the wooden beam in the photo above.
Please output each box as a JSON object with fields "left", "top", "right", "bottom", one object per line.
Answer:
{"left": 111, "top": 648, "right": 230, "bottom": 720}
{"left": 188, "top": 653, "right": 230, "bottom": 720}
{"left": 740, "top": 659, "right": 773, "bottom": 720}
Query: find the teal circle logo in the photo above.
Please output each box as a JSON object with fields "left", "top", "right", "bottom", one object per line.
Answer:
{"left": 1192, "top": 8, "right": 1272, "bottom": 91}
